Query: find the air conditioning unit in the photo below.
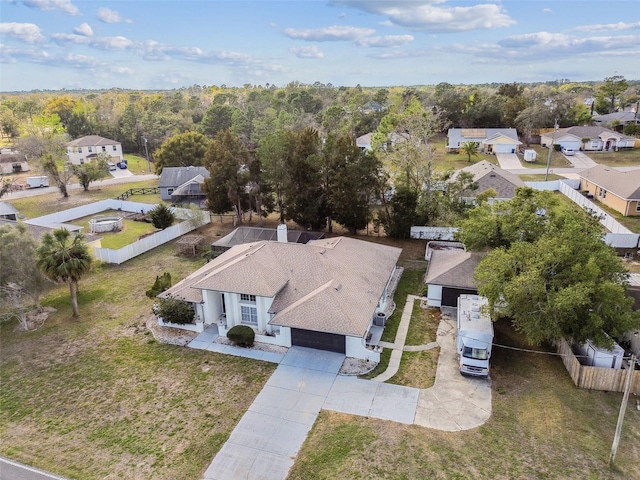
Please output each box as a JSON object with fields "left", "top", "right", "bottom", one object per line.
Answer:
{"left": 373, "top": 311, "right": 387, "bottom": 327}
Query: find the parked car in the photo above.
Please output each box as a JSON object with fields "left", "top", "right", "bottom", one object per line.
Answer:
{"left": 108, "top": 162, "right": 117, "bottom": 171}
{"left": 561, "top": 147, "right": 576, "bottom": 156}
{"left": 117, "top": 161, "right": 127, "bottom": 169}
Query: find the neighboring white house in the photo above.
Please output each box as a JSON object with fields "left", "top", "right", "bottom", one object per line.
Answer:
{"left": 66, "top": 135, "right": 124, "bottom": 165}
{"left": 158, "top": 235, "right": 401, "bottom": 361}
{"left": 447, "top": 128, "right": 521, "bottom": 154}
{"left": 540, "top": 126, "right": 636, "bottom": 152}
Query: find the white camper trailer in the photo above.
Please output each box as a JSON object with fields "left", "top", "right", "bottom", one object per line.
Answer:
{"left": 523, "top": 149, "right": 537, "bottom": 162}
{"left": 457, "top": 295, "right": 493, "bottom": 377}
{"left": 26, "top": 176, "right": 49, "bottom": 188}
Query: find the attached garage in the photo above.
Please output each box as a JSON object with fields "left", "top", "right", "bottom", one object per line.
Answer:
{"left": 291, "top": 328, "right": 346, "bottom": 353}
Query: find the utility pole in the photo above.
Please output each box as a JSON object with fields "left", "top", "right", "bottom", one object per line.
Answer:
{"left": 609, "top": 353, "right": 637, "bottom": 466}
{"left": 143, "top": 136, "right": 150, "bottom": 172}
{"left": 544, "top": 118, "right": 558, "bottom": 181}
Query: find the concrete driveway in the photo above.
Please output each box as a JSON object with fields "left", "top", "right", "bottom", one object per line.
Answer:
{"left": 564, "top": 151, "right": 597, "bottom": 168}
{"left": 495, "top": 153, "right": 523, "bottom": 170}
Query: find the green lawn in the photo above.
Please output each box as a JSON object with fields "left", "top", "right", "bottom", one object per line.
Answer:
{"left": 587, "top": 149, "right": 640, "bottom": 167}
{"left": 70, "top": 209, "right": 159, "bottom": 249}
{"left": 519, "top": 173, "right": 565, "bottom": 181}
{"left": 517, "top": 145, "right": 573, "bottom": 169}
{"left": 289, "top": 319, "right": 640, "bottom": 480}
{"left": 0, "top": 241, "right": 276, "bottom": 480}
{"left": 430, "top": 135, "right": 497, "bottom": 172}
{"left": 124, "top": 154, "right": 155, "bottom": 174}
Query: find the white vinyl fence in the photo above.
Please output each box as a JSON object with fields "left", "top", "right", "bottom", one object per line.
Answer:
{"left": 26, "top": 199, "right": 210, "bottom": 264}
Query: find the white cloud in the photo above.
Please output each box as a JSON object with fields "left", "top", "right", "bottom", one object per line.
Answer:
{"left": 572, "top": 21, "right": 640, "bottom": 33}
{"left": 0, "top": 22, "right": 45, "bottom": 43}
{"left": 96, "top": 7, "right": 132, "bottom": 24}
{"left": 542, "top": 8, "right": 552, "bottom": 13}
{"left": 284, "top": 25, "right": 375, "bottom": 42}
{"left": 334, "top": 1, "right": 516, "bottom": 32}
{"left": 22, "top": 0, "right": 79, "bottom": 16}
{"left": 73, "top": 22, "right": 93, "bottom": 37}
{"left": 50, "top": 32, "right": 90, "bottom": 45}
{"left": 355, "top": 34, "right": 413, "bottom": 47}
{"left": 290, "top": 45, "right": 324, "bottom": 59}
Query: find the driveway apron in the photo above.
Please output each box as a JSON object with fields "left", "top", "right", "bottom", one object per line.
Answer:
{"left": 202, "top": 347, "right": 344, "bottom": 480}
{"left": 495, "top": 153, "right": 523, "bottom": 170}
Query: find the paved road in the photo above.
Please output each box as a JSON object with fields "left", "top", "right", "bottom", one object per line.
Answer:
{"left": 0, "top": 457, "right": 70, "bottom": 480}
{"left": 3, "top": 173, "right": 158, "bottom": 200}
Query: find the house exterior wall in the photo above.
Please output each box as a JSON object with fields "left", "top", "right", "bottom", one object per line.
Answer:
{"left": 346, "top": 335, "right": 380, "bottom": 363}
{"left": 159, "top": 187, "right": 174, "bottom": 201}
{"left": 67, "top": 143, "right": 123, "bottom": 165}
{"left": 581, "top": 179, "right": 633, "bottom": 216}
{"left": 427, "top": 284, "right": 442, "bottom": 307}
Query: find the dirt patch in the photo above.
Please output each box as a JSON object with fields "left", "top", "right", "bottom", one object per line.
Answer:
{"left": 340, "top": 357, "right": 378, "bottom": 375}
{"left": 213, "top": 335, "right": 289, "bottom": 354}
{"left": 12, "top": 306, "right": 57, "bottom": 332}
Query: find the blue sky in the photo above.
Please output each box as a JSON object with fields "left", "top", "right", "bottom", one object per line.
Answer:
{"left": 0, "top": 0, "right": 638, "bottom": 91}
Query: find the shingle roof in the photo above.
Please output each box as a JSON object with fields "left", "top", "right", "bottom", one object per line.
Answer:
{"left": 158, "top": 166, "right": 210, "bottom": 188}
{"left": 550, "top": 126, "right": 634, "bottom": 141}
{"left": 67, "top": 135, "right": 120, "bottom": 147}
{"left": 450, "top": 160, "right": 524, "bottom": 198}
{"left": 424, "top": 250, "right": 485, "bottom": 290}
{"left": 0, "top": 201, "right": 19, "bottom": 217}
{"left": 161, "top": 237, "right": 401, "bottom": 337}
{"left": 448, "top": 128, "right": 520, "bottom": 145}
{"left": 579, "top": 165, "right": 640, "bottom": 200}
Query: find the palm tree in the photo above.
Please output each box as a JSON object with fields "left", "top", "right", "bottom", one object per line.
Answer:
{"left": 461, "top": 141, "right": 479, "bottom": 162}
{"left": 36, "top": 228, "right": 92, "bottom": 318}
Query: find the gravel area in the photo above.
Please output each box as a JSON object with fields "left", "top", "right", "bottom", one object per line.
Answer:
{"left": 213, "top": 336, "right": 289, "bottom": 354}
{"left": 340, "top": 356, "right": 378, "bottom": 375}
{"left": 146, "top": 316, "right": 198, "bottom": 346}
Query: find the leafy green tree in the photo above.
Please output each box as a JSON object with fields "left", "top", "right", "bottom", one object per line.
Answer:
{"left": 598, "top": 75, "right": 629, "bottom": 113}
{"left": 461, "top": 141, "right": 478, "bottom": 162}
{"left": 71, "top": 154, "right": 109, "bottom": 191}
{"left": 475, "top": 211, "right": 639, "bottom": 347}
{"left": 198, "top": 104, "right": 236, "bottom": 138}
{"left": 0, "top": 223, "right": 47, "bottom": 312}
{"left": 383, "top": 186, "right": 418, "bottom": 239}
{"left": 148, "top": 204, "right": 175, "bottom": 230}
{"left": 153, "top": 131, "right": 209, "bottom": 174}
{"left": 257, "top": 129, "right": 289, "bottom": 223}
{"left": 456, "top": 187, "right": 558, "bottom": 250}
{"left": 203, "top": 130, "right": 250, "bottom": 224}
{"left": 36, "top": 228, "right": 92, "bottom": 318}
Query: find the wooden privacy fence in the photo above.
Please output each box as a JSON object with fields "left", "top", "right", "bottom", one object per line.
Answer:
{"left": 557, "top": 338, "right": 639, "bottom": 394}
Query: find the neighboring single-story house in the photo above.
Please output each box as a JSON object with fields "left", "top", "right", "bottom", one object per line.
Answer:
{"left": 579, "top": 165, "right": 640, "bottom": 216}
{"left": 449, "top": 160, "right": 525, "bottom": 201}
{"left": 66, "top": 135, "right": 124, "bottom": 165}
{"left": 158, "top": 166, "right": 210, "bottom": 204}
{"left": 158, "top": 235, "right": 401, "bottom": 361}
{"left": 447, "top": 128, "right": 520, "bottom": 154}
{"left": 541, "top": 126, "right": 636, "bottom": 152}
{"left": 212, "top": 225, "right": 324, "bottom": 253}
{"left": 0, "top": 202, "right": 19, "bottom": 221}
{"left": 593, "top": 111, "right": 640, "bottom": 130}
{"left": 425, "top": 250, "right": 484, "bottom": 307}
{"left": 356, "top": 132, "right": 406, "bottom": 152}
{"left": 0, "top": 150, "right": 29, "bottom": 175}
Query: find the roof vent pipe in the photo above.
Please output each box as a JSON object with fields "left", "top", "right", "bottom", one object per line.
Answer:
{"left": 277, "top": 223, "right": 288, "bottom": 243}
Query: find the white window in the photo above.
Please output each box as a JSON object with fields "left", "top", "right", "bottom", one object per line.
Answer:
{"left": 167, "top": 188, "right": 174, "bottom": 195}
{"left": 102, "top": 146, "right": 106, "bottom": 152}
{"left": 241, "top": 306, "right": 257, "bottom": 325}
{"left": 88, "top": 146, "right": 93, "bottom": 153}
{"left": 78, "top": 147, "right": 82, "bottom": 153}
{"left": 113, "top": 145, "right": 117, "bottom": 151}
{"left": 636, "top": 203, "right": 640, "bottom": 212}
{"left": 240, "top": 294, "right": 256, "bottom": 302}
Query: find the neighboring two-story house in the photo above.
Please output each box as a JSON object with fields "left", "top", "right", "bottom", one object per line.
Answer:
{"left": 66, "top": 135, "right": 124, "bottom": 165}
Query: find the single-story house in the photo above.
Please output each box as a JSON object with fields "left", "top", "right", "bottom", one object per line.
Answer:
{"left": 425, "top": 250, "right": 484, "bottom": 307}
{"left": 0, "top": 150, "right": 29, "bottom": 175}
{"left": 593, "top": 111, "right": 640, "bottom": 130}
{"left": 579, "top": 165, "right": 640, "bottom": 216}
{"left": 158, "top": 166, "right": 210, "bottom": 204}
{"left": 66, "top": 135, "right": 124, "bottom": 165}
{"left": 447, "top": 128, "right": 521, "bottom": 154}
{"left": 0, "top": 202, "right": 19, "bottom": 221}
{"left": 158, "top": 235, "right": 401, "bottom": 361}
{"left": 541, "top": 126, "right": 636, "bottom": 152}
{"left": 449, "top": 160, "right": 525, "bottom": 201}
{"left": 212, "top": 225, "right": 324, "bottom": 253}
{"left": 356, "top": 132, "right": 406, "bottom": 152}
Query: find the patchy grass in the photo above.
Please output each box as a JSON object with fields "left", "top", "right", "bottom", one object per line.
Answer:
{"left": 519, "top": 173, "right": 565, "bottom": 181}
{"left": 405, "top": 303, "right": 440, "bottom": 346}
{"left": 583, "top": 197, "right": 640, "bottom": 233}
{"left": 430, "top": 134, "right": 497, "bottom": 172}
{"left": 587, "top": 149, "right": 640, "bottom": 167}
{"left": 516, "top": 145, "right": 572, "bottom": 169}
{"left": 291, "top": 320, "right": 640, "bottom": 480}
{"left": 8, "top": 179, "right": 159, "bottom": 219}
{"left": 0, "top": 241, "right": 276, "bottom": 480}
{"left": 390, "top": 349, "right": 439, "bottom": 389}
{"left": 124, "top": 154, "right": 154, "bottom": 174}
